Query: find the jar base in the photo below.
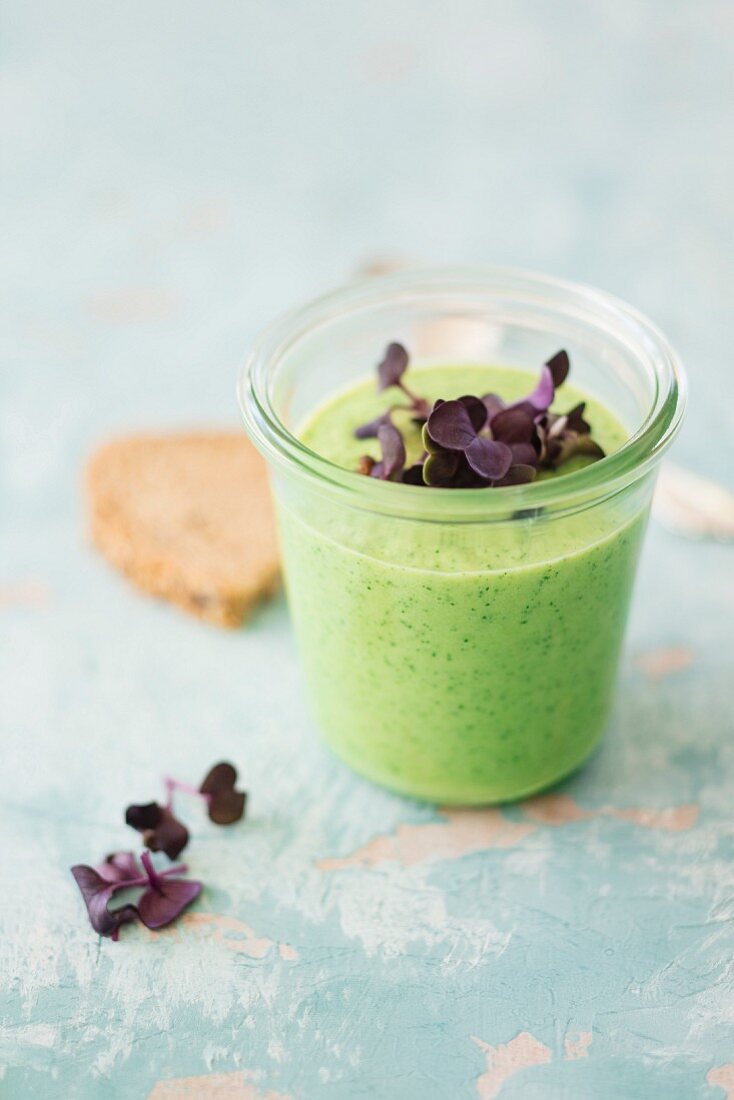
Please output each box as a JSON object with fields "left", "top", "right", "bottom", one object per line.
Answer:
{"left": 321, "top": 731, "right": 605, "bottom": 806}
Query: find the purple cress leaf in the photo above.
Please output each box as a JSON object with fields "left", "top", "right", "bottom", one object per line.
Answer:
{"left": 546, "top": 349, "right": 570, "bottom": 388}
{"left": 137, "top": 878, "right": 202, "bottom": 929}
{"left": 527, "top": 364, "right": 556, "bottom": 411}
{"left": 423, "top": 450, "right": 462, "bottom": 486}
{"left": 494, "top": 464, "right": 538, "bottom": 487}
{"left": 70, "top": 865, "right": 139, "bottom": 940}
{"left": 481, "top": 393, "right": 506, "bottom": 419}
{"left": 354, "top": 411, "right": 392, "bottom": 440}
{"left": 458, "top": 395, "right": 488, "bottom": 433}
{"left": 95, "top": 851, "right": 143, "bottom": 884}
{"left": 135, "top": 852, "right": 202, "bottom": 930}
{"left": 352, "top": 343, "right": 600, "bottom": 489}
{"left": 426, "top": 400, "right": 478, "bottom": 451}
{"left": 464, "top": 436, "right": 513, "bottom": 481}
{"left": 375, "top": 422, "right": 406, "bottom": 481}
{"left": 564, "top": 402, "right": 592, "bottom": 435}
{"left": 550, "top": 433, "right": 606, "bottom": 467}
{"left": 199, "top": 761, "right": 247, "bottom": 825}
{"left": 401, "top": 463, "right": 426, "bottom": 485}
{"left": 377, "top": 343, "right": 409, "bottom": 392}
{"left": 523, "top": 349, "right": 570, "bottom": 412}
{"left": 125, "top": 801, "right": 190, "bottom": 860}
{"left": 490, "top": 405, "right": 538, "bottom": 445}
{"left": 509, "top": 442, "right": 539, "bottom": 467}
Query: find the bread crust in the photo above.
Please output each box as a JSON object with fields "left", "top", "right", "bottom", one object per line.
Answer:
{"left": 86, "top": 432, "right": 280, "bottom": 627}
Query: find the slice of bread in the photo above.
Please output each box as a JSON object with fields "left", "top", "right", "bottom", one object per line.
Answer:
{"left": 86, "top": 432, "right": 280, "bottom": 627}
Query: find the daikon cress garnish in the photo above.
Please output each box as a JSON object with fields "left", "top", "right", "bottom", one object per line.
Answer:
{"left": 70, "top": 852, "right": 201, "bottom": 940}
{"left": 125, "top": 760, "right": 247, "bottom": 856}
{"left": 354, "top": 342, "right": 430, "bottom": 439}
{"left": 71, "top": 761, "right": 247, "bottom": 940}
{"left": 355, "top": 344, "right": 604, "bottom": 488}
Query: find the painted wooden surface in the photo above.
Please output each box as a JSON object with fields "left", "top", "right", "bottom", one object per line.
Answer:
{"left": 1, "top": 2, "right": 733, "bottom": 1097}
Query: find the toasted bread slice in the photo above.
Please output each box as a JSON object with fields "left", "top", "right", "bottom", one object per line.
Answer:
{"left": 86, "top": 432, "right": 279, "bottom": 627}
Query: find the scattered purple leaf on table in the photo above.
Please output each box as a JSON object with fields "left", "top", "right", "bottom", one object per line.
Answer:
{"left": 137, "top": 878, "right": 202, "bottom": 929}
{"left": 136, "top": 853, "right": 202, "bottom": 929}
{"left": 125, "top": 801, "right": 190, "bottom": 860}
{"left": 70, "top": 865, "right": 139, "bottom": 940}
{"left": 199, "top": 761, "right": 247, "bottom": 825}
{"left": 95, "top": 851, "right": 142, "bottom": 884}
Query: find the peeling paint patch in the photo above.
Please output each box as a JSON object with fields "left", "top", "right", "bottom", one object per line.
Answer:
{"left": 707, "top": 1064, "right": 734, "bottom": 1099}
{"left": 523, "top": 793, "right": 699, "bottom": 832}
{"left": 472, "top": 1032, "right": 551, "bottom": 1098}
{"left": 563, "top": 1030, "right": 592, "bottom": 1060}
{"left": 522, "top": 794, "right": 587, "bottom": 826}
{"left": 318, "top": 792, "right": 700, "bottom": 873}
{"left": 612, "top": 805, "right": 699, "bottom": 831}
{"left": 317, "top": 809, "right": 535, "bottom": 871}
{"left": 635, "top": 645, "right": 695, "bottom": 681}
{"left": 137, "top": 912, "right": 298, "bottom": 961}
{"left": 148, "top": 1072, "right": 291, "bottom": 1099}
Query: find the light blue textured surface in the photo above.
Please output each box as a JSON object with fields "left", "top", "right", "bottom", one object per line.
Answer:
{"left": 1, "top": 3, "right": 733, "bottom": 1098}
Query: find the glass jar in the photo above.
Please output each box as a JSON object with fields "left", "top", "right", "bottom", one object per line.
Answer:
{"left": 239, "top": 267, "right": 686, "bottom": 803}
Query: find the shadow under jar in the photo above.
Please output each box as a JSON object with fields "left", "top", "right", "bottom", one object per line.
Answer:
{"left": 239, "top": 267, "right": 686, "bottom": 804}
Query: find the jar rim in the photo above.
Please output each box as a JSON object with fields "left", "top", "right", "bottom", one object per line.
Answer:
{"left": 238, "top": 265, "right": 686, "bottom": 521}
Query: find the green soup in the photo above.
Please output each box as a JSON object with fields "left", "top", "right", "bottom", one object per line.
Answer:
{"left": 277, "top": 366, "right": 646, "bottom": 803}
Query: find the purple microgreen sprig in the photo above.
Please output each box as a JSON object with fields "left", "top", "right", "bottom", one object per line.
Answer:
{"left": 354, "top": 343, "right": 430, "bottom": 439}
{"left": 537, "top": 403, "right": 605, "bottom": 467}
{"left": 526, "top": 349, "right": 570, "bottom": 410}
{"left": 125, "top": 801, "right": 189, "bottom": 861}
{"left": 376, "top": 343, "right": 430, "bottom": 421}
{"left": 354, "top": 344, "right": 605, "bottom": 488}
{"left": 72, "top": 760, "right": 246, "bottom": 941}
{"left": 136, "top": 852, "right": 202, "bottom": 930}
{"left": 424, "top": 398, "right": 513, "bottom": 483}
{"left": 421, "top": 397, "right": 537, "bottom": 488}
{"left": 358, "top": 422, "right": 407, "bottom": 482}
{"left": 126, "top": 760, "right": 247, "bottom": 857}
{"left": 71, "top": 851, "right": 201, "bottom": 940}
{"left": 199, "top": 762, "right": 247, "bottom": 825}
{"left": 70, "top": 863, "right": 139, "bottom": 940}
